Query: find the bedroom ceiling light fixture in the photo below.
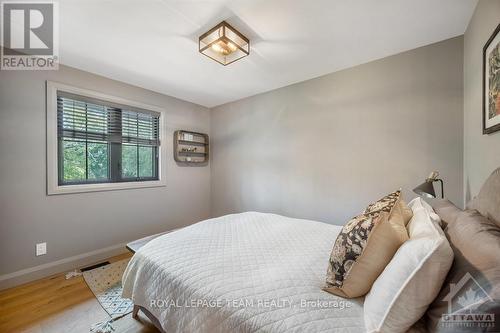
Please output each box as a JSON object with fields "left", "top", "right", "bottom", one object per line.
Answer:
{"left": 199, "top": 21, "right": 249, "bottom": 66}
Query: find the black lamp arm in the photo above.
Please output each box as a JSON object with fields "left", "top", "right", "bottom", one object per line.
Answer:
{"left": 435, "top": 178, "right": 444, "bottom": 198}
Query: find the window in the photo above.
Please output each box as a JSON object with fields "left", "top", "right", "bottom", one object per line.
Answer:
{"left": 47, "top": 82, "right": 166, "bottom": 194}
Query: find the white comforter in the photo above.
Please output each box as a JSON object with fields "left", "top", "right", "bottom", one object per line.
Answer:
{"left": 122, "top": 212, "right": 365, "bottom": 333}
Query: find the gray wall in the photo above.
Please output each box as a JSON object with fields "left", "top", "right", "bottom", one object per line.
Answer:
{"left": 0, "top": 34, "right": 469, "bottom": 288}
{"left": 0, "top": 65, "right": 211, "bottom": 287}
{"left": 211, "top": 37, "right": 464, "bottom": 224}
{"left": 463, "top": 0, "right": 500, "bottom": 203}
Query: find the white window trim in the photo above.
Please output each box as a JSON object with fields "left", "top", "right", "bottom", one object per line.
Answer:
{"left": 46, "top": 81, "right": 167, "bottom": 195}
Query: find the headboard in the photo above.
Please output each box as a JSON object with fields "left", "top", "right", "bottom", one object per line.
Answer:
{"left": 467, "top": 166, "right": 500, "bottom": 228}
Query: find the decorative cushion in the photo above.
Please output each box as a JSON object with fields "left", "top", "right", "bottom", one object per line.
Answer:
{"left": 425, "top": 207, "right": 500, "bottom": 332}
{"left": 364, "top": 198, "right": 454, "bottom": 333}
{"left": 324, "top": 190, "right": 411, "bottom": 298}
{"left": 365, "top": 193, "right": 414, "bottom": 226}
{"left": 467, "top": 167, "right": 500, "bottom": 228}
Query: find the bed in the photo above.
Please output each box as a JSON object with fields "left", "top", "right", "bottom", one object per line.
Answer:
{"left": 122, "top": 168, "right": 500, "bottom": 333}
{"left": 122, "top": 212, "right": 366, "bottom": 332}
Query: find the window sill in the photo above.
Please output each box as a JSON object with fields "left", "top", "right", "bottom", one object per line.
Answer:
{"left": 47, "top": 180, "right": 166, "bottom": 195}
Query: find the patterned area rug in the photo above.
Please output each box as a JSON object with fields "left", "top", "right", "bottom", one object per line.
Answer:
{"left": 83, "top": 259, "right": 134, "bottom": 319}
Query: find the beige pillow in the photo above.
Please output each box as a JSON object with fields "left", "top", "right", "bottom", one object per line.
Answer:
{"left": 324, "top": 190, "right": 411, "bottom": 298}
{"left": 467, "top": 166, "right": 500, "bottom": 228}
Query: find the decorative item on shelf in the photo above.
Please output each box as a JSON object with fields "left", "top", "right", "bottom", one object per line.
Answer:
{"left": 199, "top": 21, "right": 250, "bottom": 66}
{"left": 174, "top": 130, "right": 209, "bottom": 165}
{"left": 413, "top": 171, "right": 445, "bottom": 198}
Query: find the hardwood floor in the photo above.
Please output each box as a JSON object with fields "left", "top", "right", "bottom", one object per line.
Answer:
{"left": 0, "top": 253, "right": 158, "bottom": 333}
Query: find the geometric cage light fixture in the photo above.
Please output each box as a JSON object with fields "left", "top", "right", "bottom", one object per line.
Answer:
{"left": 199, "top": 21, "right": 250, "bottom": 66}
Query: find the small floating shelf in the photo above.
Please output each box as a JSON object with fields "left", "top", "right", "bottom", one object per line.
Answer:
{"left": 174, "top": 130, "right": 209, "bottom": 164}
{"left": 178, "top": 140, "right": 208, "bottom": 146}
{"left": 178, "top": 151, "right": 207, "bottom": 157}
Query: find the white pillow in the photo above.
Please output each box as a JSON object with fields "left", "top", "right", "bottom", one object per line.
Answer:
{"left": 363, "top": 198, "right": 454, "bottom": 333}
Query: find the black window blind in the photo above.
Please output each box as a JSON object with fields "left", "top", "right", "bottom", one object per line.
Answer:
{"left": 57, "top": 92, "right": 160, "bottom": 146}
{"left": 56, "top": 91, "right": 160, "bottom": 185}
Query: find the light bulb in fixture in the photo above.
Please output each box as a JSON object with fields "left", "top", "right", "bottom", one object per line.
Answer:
{"left": 227, "top": 42, "right": 237, "bottom": 52}
{"left": 211, "top": 41, "right": 233, "bottom": 55}
{"left": 211, "top": 43, "right": 223, "bottom": 54}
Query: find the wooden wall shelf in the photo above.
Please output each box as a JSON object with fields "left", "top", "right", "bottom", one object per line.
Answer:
{"left": 174, "top": 130, "right": 209, "bottom": 164}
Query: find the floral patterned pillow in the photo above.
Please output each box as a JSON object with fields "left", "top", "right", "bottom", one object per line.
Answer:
{"left": 324, "top": 190, "right": 410, "bottom": 298}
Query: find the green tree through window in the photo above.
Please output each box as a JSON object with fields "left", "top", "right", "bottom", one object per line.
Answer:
{"left": 57, "top": 93, "right": 159, "bottom": 185}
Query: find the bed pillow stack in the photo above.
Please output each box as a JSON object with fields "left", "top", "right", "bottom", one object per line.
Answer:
{"left": 363, "top": 198, "right": 454, "bottom": 333}
{"left": 324, "top": 190, "right": 412, "bottom": 298}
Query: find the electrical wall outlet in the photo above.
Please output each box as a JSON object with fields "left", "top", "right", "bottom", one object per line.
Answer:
{"left": 36, "top": 242, "right": 47, "bottom": 256}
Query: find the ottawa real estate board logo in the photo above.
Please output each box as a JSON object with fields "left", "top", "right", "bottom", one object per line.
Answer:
{"left": 441, "top": 272, "right": 496, "bottom": 330}
{"left": 1, "top": 1, "right": 58, "bottom": 70}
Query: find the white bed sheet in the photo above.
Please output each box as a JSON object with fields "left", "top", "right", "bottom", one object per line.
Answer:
{"left": 122, "top": 212, "right": 365, "bottom": 332}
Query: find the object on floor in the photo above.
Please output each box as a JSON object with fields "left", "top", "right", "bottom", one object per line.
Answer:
{"left": 81, "top": 261, "right": 112, "bottom": 272}
{"left": 65, "top": 270, "right": 83, "bottom": 279}
{"left": 83, "top": 259, "right": 133, "bottom": 331}
{"left": 90, "top": 319, "right": 115, "bottom": 333}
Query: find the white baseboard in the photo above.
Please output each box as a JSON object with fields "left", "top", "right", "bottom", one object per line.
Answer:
{"left": 0, "top": 243, "right": 129, "bottom": 290}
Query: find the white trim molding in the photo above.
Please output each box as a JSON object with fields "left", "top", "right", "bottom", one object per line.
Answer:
{"left": 0, "top": 242, "right": 128, "bottom": 290}
{"left": 46, "top": 81, "right": 167, "bottom": 195}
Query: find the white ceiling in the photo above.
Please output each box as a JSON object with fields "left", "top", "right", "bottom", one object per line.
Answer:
{"left": 59, "top": 0, "right": 477, "bottom": 108}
